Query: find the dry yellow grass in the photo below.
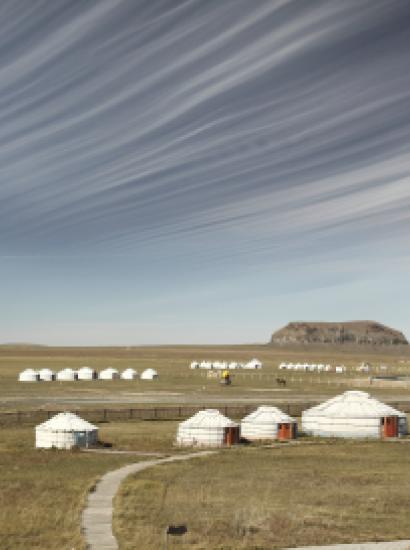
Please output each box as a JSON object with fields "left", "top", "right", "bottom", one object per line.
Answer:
{"left": 1, "top": 344, "right": 410, "bottom": 412}
{"left": 114, "top": 440, "right": 410, "bottom": 549}
{"left": 0, "top": 422, "right": 176, "bottom": 549}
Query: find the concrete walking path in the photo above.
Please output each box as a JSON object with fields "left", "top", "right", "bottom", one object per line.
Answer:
{"left": 81, "top": 450, "right": 215, "bottom": 550}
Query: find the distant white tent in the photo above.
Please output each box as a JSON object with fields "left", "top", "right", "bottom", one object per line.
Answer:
{"left": 77, "top": 366, "right": 97, "bottom": 380}
{"left": 121, "top": 368, "right": 139, "bottom": 380}
{"left": 176, "top": 409, "right": 239, "bottom": 447}
{"left": 140, "top": 368, "right": 158, "bottom": 380}
{"left": 99, "top": 367, "right": 120, "bottom": 380}
{"left": 228, "top": 362, "right": 239, "bottom": 370}
{"left": 241, "top": 406, "right": 297, "bottom": 441}
{"left": 190, "top": 361, "right": 199, "bottom": 370}
{"left": 56, "top": 368, "right": 78, "bottom": 381}
{"left": 302, "top": 391, "right": 408, "bottom": 439}
{"left": 200, "top": 361, "right": 212, "bottom": 370}
{"left": 243, "top": 358, "right": 262, "bottom": 370}
{"left": 38, "top": 368, "right": 55, "bottom": 382}
{"left": 19, "top": 369, "right": 40, "bottom": 382}
{"left": 35, "top": 412, "right": 98, "bottom": 449}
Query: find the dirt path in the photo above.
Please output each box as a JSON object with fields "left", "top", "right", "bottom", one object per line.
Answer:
{"left": 81, "top": 451, "right": 215, "bottom": 550}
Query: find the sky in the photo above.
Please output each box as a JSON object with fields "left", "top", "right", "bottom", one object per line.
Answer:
{"left": 1, "top": 0, "right": 410, "bottom": 346}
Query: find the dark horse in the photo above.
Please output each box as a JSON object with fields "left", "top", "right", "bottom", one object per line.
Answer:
{"left": 276, "top": 377, "right": 286, "bottom": 387}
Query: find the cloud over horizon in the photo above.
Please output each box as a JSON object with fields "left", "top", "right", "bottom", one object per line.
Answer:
{"left": 1, "top": 0, "right": 410, "bottom": 344}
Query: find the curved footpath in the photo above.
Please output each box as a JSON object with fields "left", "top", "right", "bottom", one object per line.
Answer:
{"left": 81, "top": 451, "right": 215, "bottom": 550}
{"left": 82, "top": 450, "right": 410, "bottom": 550}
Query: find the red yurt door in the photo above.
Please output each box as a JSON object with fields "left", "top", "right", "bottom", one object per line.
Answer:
{"left": 278, "top": 423, "right": 293, "bottom": 441}
{"left": 383, "top": 416, "right": 398, "bottom": 438}
{"left": 224, "top": 427, "right": 239, "bottom": 446}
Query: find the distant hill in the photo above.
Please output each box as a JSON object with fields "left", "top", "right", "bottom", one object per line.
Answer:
{"left": 0, "top": 342, "right": 47, "bottom": 348}
{"left": 269, "top": 321, "right": 408, "bottom": 347}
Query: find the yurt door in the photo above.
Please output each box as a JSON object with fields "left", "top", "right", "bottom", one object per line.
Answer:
{"left": 278, "top": 423, "right": 292, "bottom": 440}
{"left": 224, "top": 427, "right": 238, "bottom": 446}
{"left": 383, "top": 416, "right": 398, "bottom": 438}
{"left": 75, "top": 432, "right": 86, "bottom": 447}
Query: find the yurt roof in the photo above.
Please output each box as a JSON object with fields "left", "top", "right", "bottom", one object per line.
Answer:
{"left": 122, "top": 368, "right": 137, "bottom": 373}
{"left": 242, "top": 406, "right": 295, "bottom": 424}
{"left": 22, "top": 368, "right": 38, "bottom": 374}
{"left": 304, "top": 391, "right": 405, "bottom": 419}
{"left": 39, "top": 368, "right": 54, "bottom": 374}
{"left": 78, "top": 366, "right": 95, "bottom": 372}
{"left": 100, "top": 367, "right": 119, "bottom": 374}
{"left": 36, "top": 412, "right": 97, "bottom": 432}
{"left": 142, "top": 368, "right": 158, "bottom": 375}
{"left": 58, "top": 368, "right": 76, "bottom": 374}
{"left": 180, "top": 409, "right": 238, "bottom": 428}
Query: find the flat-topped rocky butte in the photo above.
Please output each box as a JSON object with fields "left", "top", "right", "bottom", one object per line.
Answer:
{"left": 270, "top": 321, "right": 408, "bottom": 347}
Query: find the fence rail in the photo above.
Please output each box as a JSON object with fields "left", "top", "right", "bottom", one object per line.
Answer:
{"left": 1, "top": 400, "right": 410, "bottom": 426}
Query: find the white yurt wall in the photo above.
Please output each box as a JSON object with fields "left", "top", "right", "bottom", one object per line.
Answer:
{"left": 302, "top": 391, "right": 408, "bottom": 439}
{"left": 56, "top": 368, "right": 78, "bottom": 381}
{"left": 99, "top": 368, "right": 120, "bottom": 380}
{"left": 121, "top": 368, "right": 139, "bottom": 380}
{"left": 176, "top": 409, "right": 240, "bottom": 447}
{"left": 35, "top": 412, "right": 98, "bottom": 449}
{"left": 18, "top": 369, "right": 40, "bottom": 382}
{"left": 77, "top": 366, "right": 97, "bottom": 380}
{"left": 140, "top": 368, "right": 158, "bottom": 380}
{"left": 241, "top": 406, "right": 297, "bottom": 441}
{"left": 38, "top": 368, "right": 55, "bottom": 381}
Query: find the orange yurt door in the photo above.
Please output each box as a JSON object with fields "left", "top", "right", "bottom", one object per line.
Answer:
{"left": 224, "top": 427, "right": 239, "bottom": 446}
{"left": 278, "top": 423, "right": 293, "bottom": 441}
{"left": 383, "top": 416, "right": 398, "bottom": 438}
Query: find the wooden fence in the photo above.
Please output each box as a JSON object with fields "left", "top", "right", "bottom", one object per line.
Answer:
{"left": 1, "top": 400, "right": 409, "bottom": 426}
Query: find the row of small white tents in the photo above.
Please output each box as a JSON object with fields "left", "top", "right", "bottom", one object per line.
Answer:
{"left": 279, "top": 362, "right": 346, "bottom": 373}
{"left": 191, "top": 359, "right": 262, "bottom": 370}
{"left": 19, "top": 367, "right": 158, "bottom": 382}
{"left": 36, "top": 391, "right": 408, "bottom": 450}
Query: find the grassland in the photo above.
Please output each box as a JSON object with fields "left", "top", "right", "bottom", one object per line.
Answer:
{"left": 114, "top": 440, "right": 410, "bottom": 549}
{"left": 0, "top": 346, "right": 409, "bottom": 548}
{"left": 0, "top": 421, "right": 180, "bottom": 549}
{"left": 1, "top": 344, "right": 410, "bottom": 412}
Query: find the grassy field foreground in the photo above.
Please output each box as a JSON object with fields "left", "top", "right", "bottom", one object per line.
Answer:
{"left": 114, "top": 440, "right": 410, "bottom": 549}
{"left": 0, "top": 421, "right": 181, "bottom": 549}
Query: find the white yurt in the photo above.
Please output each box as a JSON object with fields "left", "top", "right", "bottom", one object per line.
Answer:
{"left": 121, "top": 368, "right": 139, "bottom": 380}
{"left": 302, "top": 391, "right": 408, "bottom": 439}
{"left": 77, "top": 366, "right": 97, "bottom": 380}
{"left": 99, "top": 367, "right": 120, "bottom": 380}
{"left": 140, "top": 368, "right": 158, "bottom": 380}
{"left": 241, "top": 406, "right": 298, "bottom": 441}
{"left": 176, "top": 409, "right": 240, "bottom": 447}
{"left": 35, "top": 412, "right": 98, "bottom": 449}
{"left": 18, "top": 369, "right": 40, "bottom": 382}
{"left": 243, "top": 358, "right": 262, "bottom": 369}
{"left": 38, "top": 368, "right": 55, "bottom": 381}
{"left": 56, "top": 368, "right": 78, "bottom": 381}
{"left": 190, "top": 361, "right": 199, "bottom": 369}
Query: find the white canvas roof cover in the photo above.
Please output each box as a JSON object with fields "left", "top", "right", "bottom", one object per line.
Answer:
{"left": 179, "top": 409, "right": 238, "bottom": 429}
{"left": 36, "top": 412, "right": 97, "bottom": 432}
{"left": 304, "top": 391, "right": 405, "bottom": 419}
{"left": 20, "top": 368, "right": 38, "bottom": 375}
{"left": 39, "top": 368, "right": 54, "bottom": 375}
{"left": 122, "top": 367, "right": 138, "bottom": 374}
{"left": 141, "top": 368, "right": 158, "bottom": 378}
{"left": 242, "top": 405, "right": 295, "bottom": 424}
{"left": 100, "top": 367, "right": 119, "bottom": 374}
{"left": 78, "top": 366, "right": 95, "bottom": 374}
